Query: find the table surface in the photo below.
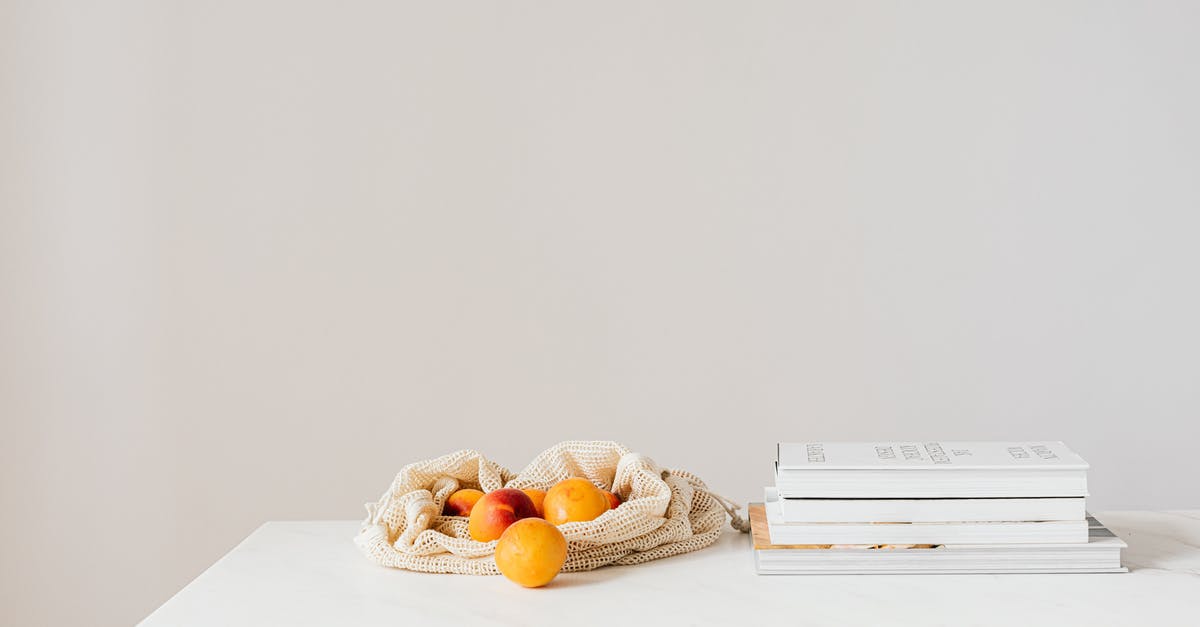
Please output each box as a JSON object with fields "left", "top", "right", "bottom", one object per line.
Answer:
{"left": 140, "top": 510, "right": 1200, "bottom": 627}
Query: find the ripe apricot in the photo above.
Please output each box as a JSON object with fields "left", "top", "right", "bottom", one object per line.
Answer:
{"left": 495, "top": 518, "right": 568, "bottom": 588}
{"left": 443, "top": 488, "right": 485, "bottom": 517}
{"left": 543, "top": 478, "right": 610, "bottom": 525}
{"left": 601, "top": 489, "right": 621, "bottom": 510}
{"left": 468, "top": 488, "right": 538, "bottom": 542}
{"left": 522, "top": 489, "right": 547, "bottom": 518}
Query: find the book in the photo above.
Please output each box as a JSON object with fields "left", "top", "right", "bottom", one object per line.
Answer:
{"left": 749, "top": 504, "right": 1125, "bottom": 574}
{"left": 776, "top": 494, "right": 1085, "bottom": 523}
{"left": 775, "top": 441, "right": 1089, "bottom": 498}
{"left": 763, "top": 488, "right": 1088, "bottom": 544}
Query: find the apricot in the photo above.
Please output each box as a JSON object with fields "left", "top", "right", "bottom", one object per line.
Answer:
{"left": 495, "top": 518, "right": 568, "bottom": 588}
{"left": 443, "top": 488, "right": 484, "bottom": 517}
{"left": 522, "top": 489, "right": 547, "bottom": 518}
{"left": 543, "top": 478, "right": 610, "bottom": 525}
{"left": 468, "top": 488, "right": 539, "bottom": 542}
{"left": 602, "top": 489, "right": 621, "bottom": 511}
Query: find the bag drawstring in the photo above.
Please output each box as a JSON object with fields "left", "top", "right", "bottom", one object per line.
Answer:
{"left": 707, "top": 489, "right": 751, "bottom": 533}
{"left": 662, "top": 469, "right": 751, "bottom": 534}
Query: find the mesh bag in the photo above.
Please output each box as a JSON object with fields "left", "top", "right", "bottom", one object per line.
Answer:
{"left": 355, "top": 440, "right": 749, "bottom": 574}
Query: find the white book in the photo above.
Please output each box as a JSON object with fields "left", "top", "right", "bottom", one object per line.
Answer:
{"left": 752, "top": 504, "right": 1125, "bottom": 575}
{"left": 775, "top": 441, "right": 1089, "bottom": 498}
{"left": 777, "top": 494, "right": 1085, "bottom": 523}
{"left": 764, "top": 488, "right": 1088, "bottom": 544}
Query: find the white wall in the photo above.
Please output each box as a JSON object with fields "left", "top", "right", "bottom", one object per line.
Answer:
{"left": 3, "top": 1, "right": 1198, "bottom": 625}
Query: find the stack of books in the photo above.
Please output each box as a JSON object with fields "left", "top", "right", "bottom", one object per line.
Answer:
{"left": 752, "top": 441, "right": 1126, "bottom": 574}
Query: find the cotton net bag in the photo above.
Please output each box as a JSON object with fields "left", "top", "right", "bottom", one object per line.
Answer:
{"left": 355, "top": 440, "right": 750, "bottom": 574}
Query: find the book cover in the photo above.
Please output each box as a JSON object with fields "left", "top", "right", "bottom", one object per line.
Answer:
{"left": 749, "top": 503, "right": 1127, "bottom": 575}
{"left": 777, "top": 441, "right": 1089, "bottom": 471}
{"left": 763, "top": 488, "right": 1089, "bottom": 544}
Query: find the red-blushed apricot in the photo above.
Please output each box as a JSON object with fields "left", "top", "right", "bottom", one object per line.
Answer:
{"left": 468, "top": 488, "right": 538, "bottom": 542}
{"left": 443, "top": 489, "right": 485, "bottom": 517}
{"left": 601, "top": 489, "right": 621, "bottom": 511}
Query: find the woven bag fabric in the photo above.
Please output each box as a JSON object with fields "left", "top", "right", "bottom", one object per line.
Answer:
{"left": 354, "top": 440, "right": 746, "bottom": 574}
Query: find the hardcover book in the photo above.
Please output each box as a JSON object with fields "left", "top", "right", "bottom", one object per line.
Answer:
{"left": 775, "top": 441, "right": 1089, "bottom": 498}
{"left": 749, "top": 504, "right": 1125, "bottom": 575}
{"left": 776, "top": 493, "right": 1086, "bottom": 523}
{"left": 763, "top": 488, "right": 1088, "bottom": 544}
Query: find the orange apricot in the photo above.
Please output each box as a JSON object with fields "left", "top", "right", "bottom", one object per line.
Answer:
{"left": 522, "top": 489, "right": 547, "bottom": 518}
{"left": 543, "top": 478, "right": 610, "bottom": 525}
{"left": 495, "top": 518, "right": 568, "bottom": 588}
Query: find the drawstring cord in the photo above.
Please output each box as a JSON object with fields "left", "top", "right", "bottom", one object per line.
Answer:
{"left": 663, "top": 469, "right": 751, "bottom": 533}
{"left": 706, "top": 489, "right": 751, "bottom": 533}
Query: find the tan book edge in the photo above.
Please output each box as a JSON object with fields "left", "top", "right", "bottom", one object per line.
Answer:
{"left": 749, "top": 502, "right": 831, "bottom": 549}
{"left": 749, "top": 503, "right": 938, "bottom": 550}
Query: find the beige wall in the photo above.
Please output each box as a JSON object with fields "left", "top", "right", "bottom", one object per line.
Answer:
{"left": 3, "top": 1, "right": 1199, "bottom": 625}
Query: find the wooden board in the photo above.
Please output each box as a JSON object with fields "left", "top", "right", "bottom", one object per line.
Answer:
{"left": 748, "top": 502, "right": 832, "bottom": 549}
{"left": 749, "top": 502, "right": 939, "bottom": 550}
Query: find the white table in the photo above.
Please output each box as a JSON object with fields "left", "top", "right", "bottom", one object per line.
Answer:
{"left": 140, "top": 511, "right": 1200, "bottom": 626}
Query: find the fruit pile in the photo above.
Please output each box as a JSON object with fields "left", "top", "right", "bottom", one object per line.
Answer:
{"left": 441, "top": 478, "right": 622, "bottom": 588}
{"left": 356, "top": 442, "right": 740, "bottom": 579}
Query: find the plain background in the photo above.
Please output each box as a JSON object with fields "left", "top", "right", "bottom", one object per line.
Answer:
{"left": 3, "top": 1, "right": 1199, "bottom": 625}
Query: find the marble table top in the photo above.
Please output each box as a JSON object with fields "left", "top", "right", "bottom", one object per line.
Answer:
{"left": 139, "top": 511, "right": 1200, "bottom": 626}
